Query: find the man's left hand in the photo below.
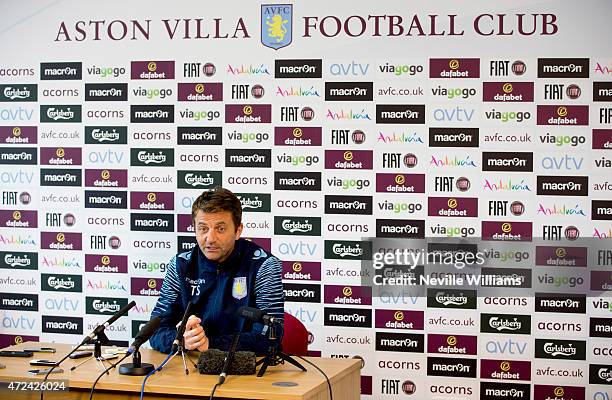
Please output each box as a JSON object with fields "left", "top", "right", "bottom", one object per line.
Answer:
{"left": 181, "top": 315, "right": 209, "bottom": 352}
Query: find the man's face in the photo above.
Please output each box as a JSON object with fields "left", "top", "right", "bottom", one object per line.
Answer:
{"left": 194, "top": 210, "right": 243, "bottom": 263}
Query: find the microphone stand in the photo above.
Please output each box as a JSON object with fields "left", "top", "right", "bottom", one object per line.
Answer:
{"left": 118, "top": 349, "right": 155, "bottom": 376}
{"left": 41, "top": 301, "right": 135, "bottom": 400}
{"left": 71, "top": 332, "right": 112, "bottom": 374}
{"left": 169, "top": 335, "right": 191, "bottom": 375}
{"left": 256, "top": 321, "right": 306, "bottom": 377}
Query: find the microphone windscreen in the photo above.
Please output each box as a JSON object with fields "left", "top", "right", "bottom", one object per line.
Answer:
{"left": 197, "top": 349, "right": 256, "bottom": 375}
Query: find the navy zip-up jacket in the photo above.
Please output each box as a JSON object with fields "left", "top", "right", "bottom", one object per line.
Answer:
{"left": 149, "top": 239, "right": 284, "bottom": 354}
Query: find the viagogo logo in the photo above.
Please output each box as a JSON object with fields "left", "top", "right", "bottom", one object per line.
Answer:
{"left": 539, "top": 133, "right": 586, "bottom": 147}
{"left": 277, "top": 153, "right": 319, "bottom": 166}
{"left": 378, "top": 63, "right": 424, "bottom": 76}
{"left": 431, "top": 86, "right": 477, "bottom": 99}
{"left": 132, "top": 86, "right": 173, "bottom": 99}
{"left": 484, "top": 109, "right": 531, "bottom": 122}
{"left": 178, "top": 108, "right": 220, "bottom": 121}
{"left": 87, "top": 65, "right": 126, "bottom": 78}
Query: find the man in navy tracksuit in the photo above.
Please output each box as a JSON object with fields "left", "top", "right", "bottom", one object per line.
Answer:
{"left": 149, "top": 187, "right": 284, "bottom": 354}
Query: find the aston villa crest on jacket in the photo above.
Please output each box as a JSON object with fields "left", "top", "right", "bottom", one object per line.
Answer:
{"left": 261, "top": 4, "right": 292, "bottom": 49}
{"left": 232, "top": 276, "right": 248, "bottom": 299}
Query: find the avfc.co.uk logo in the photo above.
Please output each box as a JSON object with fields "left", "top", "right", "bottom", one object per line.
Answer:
{"left": 261, "top": 4, "right": 292, "bottom": 49}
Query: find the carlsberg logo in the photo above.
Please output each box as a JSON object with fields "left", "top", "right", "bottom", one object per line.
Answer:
{"left": 282, "top": 219, "right": 313, "bottom": 233}
{"left": 435, "top": 292, "right": 468, "bottom": 306}
{"left": 138, "top": 151, "right": 166, "bottom": 164}
{"left": 4, "top": 254, "right": 30, "bottom": 267}
{"left": 239, "top": 196, "right": 263, "bottom": 209}
{"left": 489, "top": 317, "right": 521, "bottom": 331}
{"left": 543, "top": 342, "right": 576, "bottom": 357}
{"left": 184, "top": 173, "right": 214, "bottom": 186}
{"left": 48, "top": 276, "right": 75, "bottom": 289}
{"left": 92, "top": 300, "right": 121, "bottom": 313}
{"left": 332, "top": 244, "right": 363, "bottom": 257}
{"left": 4, "top": 87, "right": 30, "bottom": 99}
{"left": 47, "top": 107, "right": 74, "bottom": 120}
{"left": 91, "top": 129, "right": 120, "bottom": 142}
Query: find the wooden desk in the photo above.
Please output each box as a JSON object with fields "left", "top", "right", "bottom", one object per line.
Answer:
{"left": 0, "top": 342, "right": 361, "bottom": 400}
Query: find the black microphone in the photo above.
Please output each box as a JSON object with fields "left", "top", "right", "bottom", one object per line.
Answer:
{"left": 237, "top": 306, "right": 277, "bottom": 325}
{"left": 118, "top": 317, "right": 161, "bottom": 376}
{"left": 172, "top": 300, "right": 196, "bottom": 352}
{"left": 218, "top": 333, "right": 240, "bottom": 384}
{"left": 81, "top": 300, "right": 136, "bottom": 345}
{"left": 127, "top": 316, "right": 161, "bottom": 355}
{"left": 198, "top": 349, "right": 256, "bottom": 375}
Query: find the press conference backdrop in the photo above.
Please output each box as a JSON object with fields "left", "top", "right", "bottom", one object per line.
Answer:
{"left": 0, "top": 0, "right": 611, "bottom": 398}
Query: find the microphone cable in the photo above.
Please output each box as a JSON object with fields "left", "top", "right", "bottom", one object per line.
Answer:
{"left": 139, "top": 351, "right": 174, "bottom": 400}
{"left": 40, "top": 343, "right": 86, "bottom": 400}
{"left": 88, "top": 352, "right": 131, "bottom": 400}
{"left": 208, "top": 382, "right": 222, "bottom": 400}
{"left": 295, "top": 356, "right": 333, "bottom": 400}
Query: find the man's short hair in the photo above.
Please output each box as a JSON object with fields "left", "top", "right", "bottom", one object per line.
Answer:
{"left": 191, "top": 187, "right": 242, "bottom": 230}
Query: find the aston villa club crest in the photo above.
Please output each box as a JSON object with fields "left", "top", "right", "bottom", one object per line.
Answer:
{"left": 261, "top": 4, "right": 293, "bottom": 49}
{"left": 232, "top": 277, "right": 248, "bottom": 300}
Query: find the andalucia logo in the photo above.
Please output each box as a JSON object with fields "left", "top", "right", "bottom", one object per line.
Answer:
{"left": 261, "top": 4, "right": 292, "bottom": 49}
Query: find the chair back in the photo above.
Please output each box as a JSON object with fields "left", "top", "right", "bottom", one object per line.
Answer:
{"left": 281, "top": 312, "right": 308, "bottom": 356}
